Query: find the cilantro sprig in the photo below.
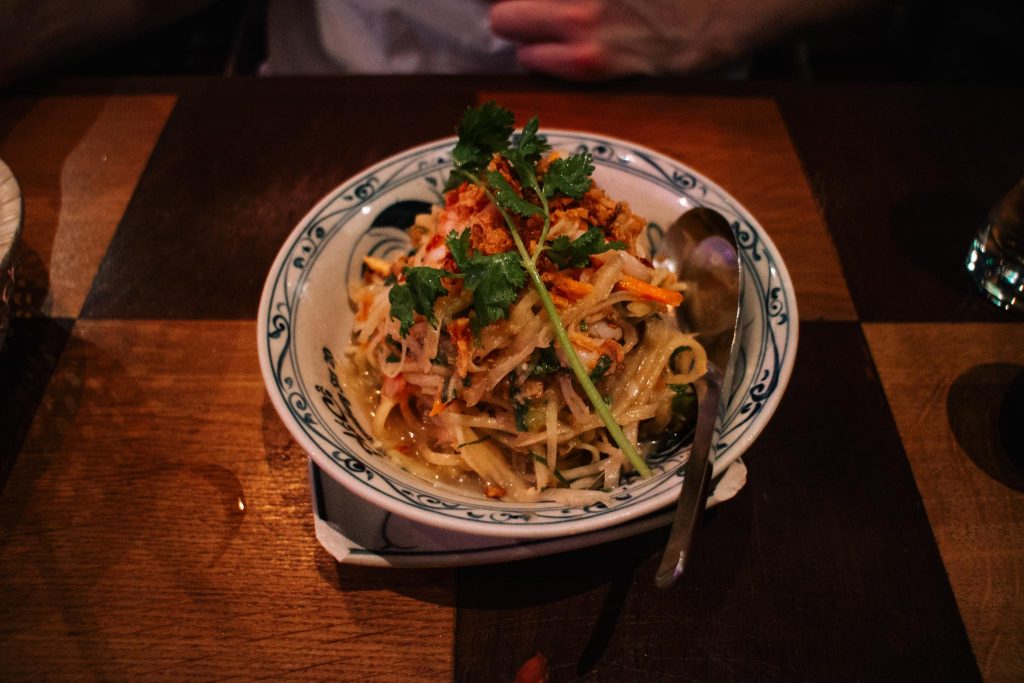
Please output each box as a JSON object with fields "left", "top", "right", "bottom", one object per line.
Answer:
{"left": 388, "top": 267, "right": 449, "bottom": 337}
{"left": 389, "top": 102, "right": 645, "bottom": 477}
{"left": 444, "top": 101, "right": 648, "bottom": 478}
{"left": 547, "top": 227, "right": 626, "bottom": 269}
{"left": 445, "top": 101, "right": 515, "bottom": 190}
{"left": 446, "top": 230, "right": 527, "bottom": 328}
{"left": 387, "top": 230, "right": 527, "bottom": 337}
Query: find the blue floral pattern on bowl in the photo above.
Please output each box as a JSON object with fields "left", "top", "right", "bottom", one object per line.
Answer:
{"left": 258, "top": 132, "right": 798, "bottom": 539}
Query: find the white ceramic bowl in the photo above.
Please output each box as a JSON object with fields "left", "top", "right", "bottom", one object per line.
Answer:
{"left": 0, "top": 158, "right": 23, "bottom": 349}
{"left": 258, "top": 131, "right": 798, "bottom": 539}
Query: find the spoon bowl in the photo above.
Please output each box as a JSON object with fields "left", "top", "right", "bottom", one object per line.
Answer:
{"left": 654, "top": 207, "right": 741, "bottom": 588}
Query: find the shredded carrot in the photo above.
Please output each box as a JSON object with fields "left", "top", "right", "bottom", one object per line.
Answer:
{"left": 447, "top": 318, "right": 472, "bottom": 379}
{"left": 549, "top": 292, "right": 573, "bottom": 309}
{"left": 363, "top": 255, "right": 391, "bottom": 277}
{"left": 484, "top": 484, "right": 507, "bottom": 499}
{"left": 355, "top": 295, "right": 372, "bottom": 322}
{"left": 541, "top": 270, "right": 594, "bottom": 305}
{"left": 568, "top": 330, "right": 604, "bottom": 353}
{"left": 615, "top": 275, "right": 683, "bottom": 306}
{"left": 550, "top": 273, "right": 593, "bottom": 300}
{"left": 429, "top": 399, "right": 447, "bottom": 417}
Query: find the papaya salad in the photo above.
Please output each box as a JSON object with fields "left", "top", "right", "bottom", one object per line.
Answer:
{"left": 344, "top": 103, "right": 707, "bottom": 505}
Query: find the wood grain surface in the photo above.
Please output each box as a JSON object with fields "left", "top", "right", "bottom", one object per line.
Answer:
{"left": 0, "top": 320, "right": 454, "bottom": 680}
{"left": 81, "top": 80, "right": 475, "bottom": 319}
{"left": 0, "top": 96, "right": 175, "bottom": 317}
{"left": 0, "top": 317, "right": 72, "bottom": 490}
{"left": 778, "top": 85, "right": 1024, "bottom": 322}
{"left": 2, "top": 80, "right": 1022, "bottom": 681}
{"left": 481, "top": 90, "right": 856, "bottom": 322}
{"left": 864, "top": 323, "right": 1024, "bottom": 681}
{"left": 456, "top": 323, "right": 977, "bottom": 682}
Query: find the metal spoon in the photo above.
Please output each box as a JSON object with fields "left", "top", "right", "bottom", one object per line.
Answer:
{"left": 653, "top": 207, "right": 741, "bottom": 588}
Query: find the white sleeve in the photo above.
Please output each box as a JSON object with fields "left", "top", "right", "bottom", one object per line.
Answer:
{"left": 266, "top": 0, "right": 521, "bottom": 75}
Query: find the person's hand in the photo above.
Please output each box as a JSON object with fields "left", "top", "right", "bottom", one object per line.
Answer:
{"left": 489, "top": 0, "right": 880, "bottom": 80}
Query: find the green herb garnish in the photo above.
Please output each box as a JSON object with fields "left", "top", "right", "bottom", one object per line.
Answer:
{"left": 445, "top": 101, "right": 515, "bottom": 190}
{"left": 668, "top": 383, "right": 697, "bottom": 418}
{"left": 514, "top": 401, "right": 531, "bottom": 432}
{"left": 547, "top": 227, "right": 626, "bottom": 269}
{"left": 388, "top": 266, "right": 450, "bottom": 336}
{"left": 529, "top": 346, "right": 561, "bottom": 377}
{"left": 539, "top": 153, "right": 595, "bottom": 202}
{"left": 443, "top": 101, "right": 650, "bottom": 478}
{"left": 446, "top": 230, "right": 527, "bottom": 328}
{"left": 387, "top": 231, "right": 527, "bottom": 338}
{"left": 487, "top": 170, "right": 542, "bottom": 218}
{"left": 532, "top": 453, "right": 569, "bottom": 485}
{"left": 589, "top": 354, "right": 613, "bottom": 382}
{"left": 457, "top": 435, "right": 492, "bottom": 449}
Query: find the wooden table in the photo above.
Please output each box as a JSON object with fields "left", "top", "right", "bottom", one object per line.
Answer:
{"left": 1, "top": 76, "right": 1022, "bottom": 681}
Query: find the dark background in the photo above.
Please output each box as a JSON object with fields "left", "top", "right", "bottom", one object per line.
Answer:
{"left": 32, "top": 0, "right": 1024, "bottom": 86}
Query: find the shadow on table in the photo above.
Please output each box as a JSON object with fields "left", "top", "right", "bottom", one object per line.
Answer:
{"left": 890, "top": 190, "right": 986, "bottom": 290}
{"left": 0, "top": 239, "right": 59, "bottom": 491}
{"left": 324, "top": 551, "right": 458, "bottom": 607}
{"left": 948, "top": 363, "right": 1024, "bottom": 491}
{"left": 313, "top": 485, "right": 753, "bottom": 678}
{"left": 454, "top": 490, "right": 753, "bottom": 679}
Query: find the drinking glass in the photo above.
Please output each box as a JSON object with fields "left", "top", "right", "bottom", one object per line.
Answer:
{"left": 966, "top": 177, "right": 1024, "bottom": 313}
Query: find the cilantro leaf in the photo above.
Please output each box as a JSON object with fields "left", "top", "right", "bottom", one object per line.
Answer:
{"left": 446, "top": 101, "right": 514, "bottom": 190}
{"left": 507, "top": 116, "right": 550, "bottom": 186}
{"left": 465, "top": 250, "right": 527, "bottom": 327}
{"left": 589, "top": 354, "right": 613, "bottom": 382}
{"left": 404, "top": 267, "right": 450, "bottom": 324}
{"left": 529, "top": 346, "right": 561, "bottom": 377}
{"left": 445, "top": 230, "right": 527, "bottom": 328}
{"left": 446, "top": 228, "right": 472, "bottom": 265}
{"left": 388, "top": 266, "right": 452, "bottom": 337}
{"left": 542, "top": 153, "right": 594, "bottom": 200}
{"left": 668, "top": 383, "right": 697, "bottom": 420}
{"left": 546, "top": 227, "right": 626, "bottom": 269}
{"left": 388, "top": 284, "right": 416, "bottom": 337}
{"left": 437, "top": 104, "right": 651, "bottom": 477}
{"left": 487, "top": 170, "right": 542, "bottom": 218}
{"left": 514, "top": 401, "right": 531, "bottom": 432}
{"left": 512, "top": 116, "right": 549, "bottom": 163}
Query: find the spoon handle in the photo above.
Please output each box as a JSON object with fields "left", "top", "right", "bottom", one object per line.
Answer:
{"left": 654, "top": 367, "right": 723, "bottom": 588}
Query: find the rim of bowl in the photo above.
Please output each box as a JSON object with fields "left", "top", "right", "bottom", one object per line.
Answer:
{"left": 257, "top": 131, "right": 798, "bottom": 538}
{"left": 0, "top": 159, "right": 23, "bottom": 277}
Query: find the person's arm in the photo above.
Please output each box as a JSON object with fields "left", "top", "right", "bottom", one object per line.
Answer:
{"left": 0, "top": 0, "right": 214, "bottom": 88}
{"left": 489, "top": 0, "right": 892, "bottom": 80}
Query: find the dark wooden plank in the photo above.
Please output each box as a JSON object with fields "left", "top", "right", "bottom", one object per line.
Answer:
{"left": 0, "top": 317, "right": 72, "bottom": 491}
{"left": 81, "top": 79, "right": 475, "bottom": 319}
{"left": 455, "top": 322, "right": 979, "bottom": 682}
{"left": 776, "top": 84, "right": 1024, "bottom": 322}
